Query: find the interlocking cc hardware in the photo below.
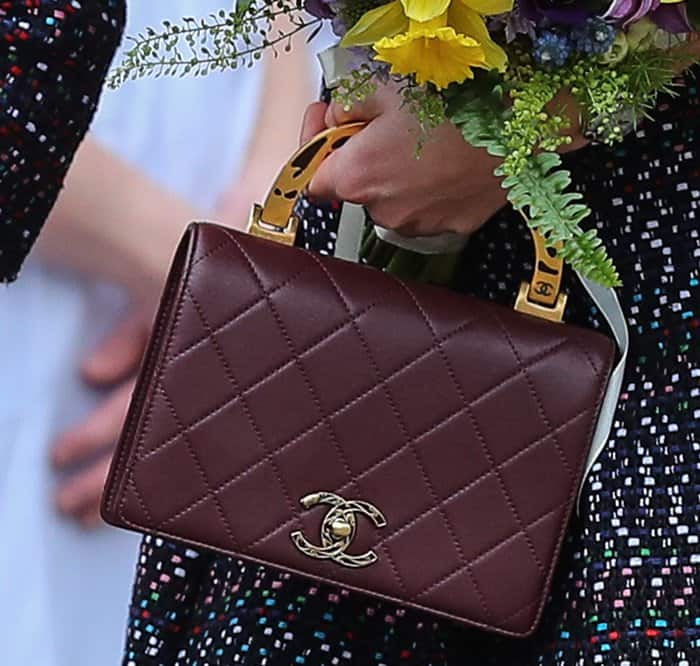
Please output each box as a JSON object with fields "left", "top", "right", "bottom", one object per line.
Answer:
{"left": 291, "top": 492, "right": 387, "bottom": 569}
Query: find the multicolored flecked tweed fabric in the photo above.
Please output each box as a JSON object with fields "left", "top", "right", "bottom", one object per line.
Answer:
{"left": 0, "top": 0, "right": 125, "bottom": 282}
{"left": 123, "top": 74, "right": 699, "bottom": 666}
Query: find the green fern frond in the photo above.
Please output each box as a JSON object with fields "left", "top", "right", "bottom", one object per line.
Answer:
{"left": 447, "top": 74, "right": 620, "bottom": 287}
{"left": 501, "top": 152, "right": 621, "bottom": 286}
{"left": 446, "top": 77, "right": 508, "bottom": 158}
{"left": 559, "top": 230, "right": 620, "bottom": 287}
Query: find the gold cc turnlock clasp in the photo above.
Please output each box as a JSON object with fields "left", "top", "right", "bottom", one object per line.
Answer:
{"left": 291, "top": 492, "right": 387, "bottom": 569}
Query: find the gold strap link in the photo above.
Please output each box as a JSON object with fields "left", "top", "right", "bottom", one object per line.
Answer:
{"left": 248, "top": 124, "right": 566, "bottom": 323}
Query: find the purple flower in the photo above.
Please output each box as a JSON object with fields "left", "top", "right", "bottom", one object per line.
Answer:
{"left": 604, "top": 0, "right": 693, "bottom": 33}
{"left": 304, "top": 0, "right": 349, "bottom": 35}
{"left": 604, "top": 0, "right": 661, "bottom": 25}
{"left": 304, "top": 0, "right": 335, "bottom": 19}
{"left": 518, "top": 0, "right": 593, "bottom": 26}
{"left": 650, "top": 3, "right": 693, "bottom": 33}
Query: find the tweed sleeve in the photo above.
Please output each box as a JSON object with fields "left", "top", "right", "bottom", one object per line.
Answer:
{"left": 0, "top": 0, "right": 126, "bottom": 282}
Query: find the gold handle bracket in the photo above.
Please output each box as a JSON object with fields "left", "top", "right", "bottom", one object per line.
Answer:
{"left": 514, "top": 226, "right": 567, "bottom": 323}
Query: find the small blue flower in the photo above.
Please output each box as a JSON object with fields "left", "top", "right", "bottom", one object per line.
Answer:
{"left": 571, "top": 18, "right": 617, "bottom": 55}
{"left": 533, "top": 31, "right": 572, "bottom": 69}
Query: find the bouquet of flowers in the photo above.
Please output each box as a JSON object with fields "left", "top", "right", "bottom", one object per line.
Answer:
{"left": 111, "top": 1, "right": 700, "bottom": 287}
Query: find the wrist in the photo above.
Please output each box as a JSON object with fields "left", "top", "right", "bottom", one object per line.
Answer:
{"left": 127, "top": 213, "right": 193, "bottom": 311}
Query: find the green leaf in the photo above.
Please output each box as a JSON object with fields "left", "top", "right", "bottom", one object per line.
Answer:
{"left": 446, "top": 69, "right": 621, "bottom": 287}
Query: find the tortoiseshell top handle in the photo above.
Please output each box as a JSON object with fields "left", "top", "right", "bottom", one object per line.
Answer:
{"left": 247, "top": 124, "right": 567, "bottom": 323}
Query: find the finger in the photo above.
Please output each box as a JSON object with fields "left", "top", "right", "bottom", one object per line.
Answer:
{"left": 82, "top": 312, "right": 148, "bottom": 386}
{"left": 307, "top": 149, "right": 344, "bottom": 202}
{"left": 308, "top": 120, "right": 388, "bottom": 204}
{"left": 55, "top": 455, "right": 112, "bottom": 523}
{"left": 300, "top": 102, "right": 329, "bottom": 145}
{"left": 78, "top": 505, "right": 104, "bottom": 530}
{"left": 325, "top": 97, "right": 384, "bottom": 127}
{"left": 52, "top": 380, "right": 135, "bottom": 468}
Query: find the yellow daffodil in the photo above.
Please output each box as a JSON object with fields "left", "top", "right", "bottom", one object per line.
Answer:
{"left": 342, "top": 0, "right": 513, "bottom": 89}
{"left": 375, "top": 27, "right": 486, "bottom": 88}
{"left": 400, "top": 0, "right": 452, "bottom": 21}
{"left": 448, "top": 0, "right": 508, "bottom": 72}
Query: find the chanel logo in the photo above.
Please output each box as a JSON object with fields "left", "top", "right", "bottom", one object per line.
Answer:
{"left": 534, "top": 281, "right": 555, "bottom": 297}
{"left": 291, "top": 492, "right": 387, "bottom": 569}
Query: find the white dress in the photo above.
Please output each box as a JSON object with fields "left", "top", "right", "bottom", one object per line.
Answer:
{"left": 0, "top": 2, "right": 267, "bottom": 663}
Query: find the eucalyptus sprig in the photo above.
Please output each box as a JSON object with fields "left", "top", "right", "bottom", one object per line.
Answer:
{"left": 108, "top": 2, "right": 319, "bottom": 88}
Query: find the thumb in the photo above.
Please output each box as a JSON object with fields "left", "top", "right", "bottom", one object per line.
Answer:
{"left": 300, "top": 102, "right": 329, "bottom": 145}
{"left": 82, "top": 312, "right": 148, "bottom": 386}
{"left": 52, "top": 379, "right": 135, "bottom": 469}
{"left": 307, "top": 149, "right": 344, "bottom": 202}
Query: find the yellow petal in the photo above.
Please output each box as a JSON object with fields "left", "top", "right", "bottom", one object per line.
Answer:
{"left": 399, "top": 0, "right": 451, "bottom": 22}
{"left": 374, "top": 27, "right": 486, "bottom": 89}
{"left": 341, "top": 1, "right": 409, "bottom": 47}
{"left": 448, "top": 3, "right": 508, "bottom": 70}
{"left": 459, "top": 0, "right": 514, "bottom": 15}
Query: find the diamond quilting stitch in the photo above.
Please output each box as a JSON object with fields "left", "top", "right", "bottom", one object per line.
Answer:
{"left": 115, "top": 225, "right": 613, "bottom": 636}
{"left": 129, "top": 233, "right": 592, "bottom": 544}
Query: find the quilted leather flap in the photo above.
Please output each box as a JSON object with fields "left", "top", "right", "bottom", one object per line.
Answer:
{"left": 103, "top": 222, "right": 616, "bottom": 637}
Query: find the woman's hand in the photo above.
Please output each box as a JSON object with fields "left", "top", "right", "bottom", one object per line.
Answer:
{"left": 300, "top": 82, "right": 508, "bottom": 238}
{"left": 299, "top": 82, "right": 594, "bottom": 237}
{"left": 37, "top": 138, "right": 200, "bottom": 528}
{"left": 52, "top": 314, "right": 145, "bottom": 528}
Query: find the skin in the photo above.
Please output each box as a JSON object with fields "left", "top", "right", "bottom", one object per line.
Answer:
{"left": 50, "top": 77, "right": 506, "bottom": 528}
{"left": 302, "top": 84, "right": 509, "bottom": 237}
{"left": 301, "top": 82, "right": 593, "bottom": 237}
{"left": 38, "top": 140, "right": 200, "bottom": 528}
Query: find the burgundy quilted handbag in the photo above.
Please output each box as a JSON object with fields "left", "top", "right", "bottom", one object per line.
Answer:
{"left": 102, "top": 124, "right": 616, "bottom": 637}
